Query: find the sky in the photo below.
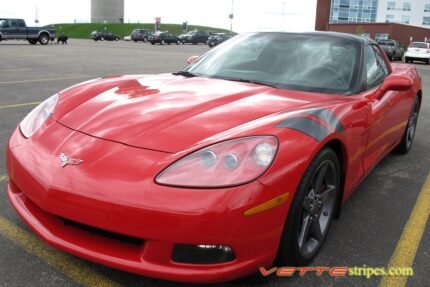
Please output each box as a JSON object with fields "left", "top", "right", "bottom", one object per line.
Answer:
{"left": 1, "top": 0, "right": 317, "bottom": 32}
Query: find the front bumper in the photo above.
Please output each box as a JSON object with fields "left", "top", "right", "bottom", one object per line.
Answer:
{"left": 6, "top": 123, "right": 290, "bottom": 283}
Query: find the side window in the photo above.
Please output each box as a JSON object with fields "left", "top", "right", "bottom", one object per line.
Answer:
{"left": 372, "top": 45, "right": 389, "bottom": 75}
{"left": 366, "top": 45, "right": 388, "bottom": 89}
{"left": 17, "top": 20, "right": 26, "bottom": 28}
{"left": 10, "top": 20, "right": 18, "bottom": 27}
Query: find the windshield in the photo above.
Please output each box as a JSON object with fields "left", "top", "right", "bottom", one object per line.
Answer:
{"left": 411, "top": 42, "right": 428, "bottom": 48}
{"left": 185, "top": 33, "right": 361, "bottom": 94}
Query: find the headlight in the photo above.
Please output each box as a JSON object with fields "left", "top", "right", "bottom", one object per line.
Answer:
{"left": 155, "top": 136, "right": 278, "bottom": 188}
{"left": 19, "top": 93, "right": 59, "bottom": 138}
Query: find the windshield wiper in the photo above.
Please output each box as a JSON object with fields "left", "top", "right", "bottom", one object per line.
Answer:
{"left": 172, "top": 70, "right": 196, "bottom": 77}
{"left": 223, "top": 77, "right": 278, "bottom": 89}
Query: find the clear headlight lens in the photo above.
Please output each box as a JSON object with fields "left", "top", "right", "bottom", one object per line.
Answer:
{"left": 19, "top": 93, "right": 59, "bottom": 138}
{"left": 156, "top": 136, "right": 278, "bottom": 188}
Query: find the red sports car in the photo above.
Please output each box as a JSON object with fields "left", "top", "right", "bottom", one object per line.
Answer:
{"left": 6, "top": 32, "right": 421, "bottom": 283}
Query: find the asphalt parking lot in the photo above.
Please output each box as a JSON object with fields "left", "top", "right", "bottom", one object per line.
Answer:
{"left": 0, "top": 39, "right": 429, "bottom": 287}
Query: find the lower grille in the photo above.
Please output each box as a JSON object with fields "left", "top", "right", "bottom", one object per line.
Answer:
{"left": 60, "top": 217, "right": 144, "bottom": 246}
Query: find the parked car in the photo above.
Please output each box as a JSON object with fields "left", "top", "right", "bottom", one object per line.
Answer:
{"left": 207, "top": 32, "right": 236, "bottom": 47}
{"left": 377, "top": 39, "right": 404, "bottom": 61}
{"left": 0, "top": 18, "right": 56, "bottom": 45}
{"left": 90, "top": 30, "right": 120, "bottom": 41}
{"left": 131, "top": 29, "right": 152, "bottom": 42}
{"left": 405, "top": 42, "right": 430, "bottom": 64}
{"left": 148, "top": 32, "right": 181, "bottom": 45}
{"left": 179, "top": 30, "right": 209, "bottom": 44}
{"left": 7, "top": 32, "right": 422, "bottom": 283}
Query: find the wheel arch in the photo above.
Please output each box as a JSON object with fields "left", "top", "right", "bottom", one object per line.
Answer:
{"left": 417, "top": 90, "right": 422, "bottom": 111}
{"left": 323, "top": 138, "right": 348, "bottom": 219}
{"left": 37, "top": 30, "right": 51, "bottom": 37}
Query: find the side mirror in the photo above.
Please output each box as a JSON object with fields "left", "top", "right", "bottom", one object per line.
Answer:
{"left": 373, "top": 74, "right": 413, "bottom": 100}
{"left": 187, "top": 55, "right": 199, "bottom": 64}
{"left": 380, "top": 74, "right": 413, "bottom": 92}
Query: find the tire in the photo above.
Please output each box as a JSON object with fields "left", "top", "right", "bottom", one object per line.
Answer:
{"left": 395, "top": 96, "right": 420, "bottom": 154}
{"left": 276, "top": 147, "right": 340, "bottom": 266}
{"left": 38, "top": 33, "right": 50, "bottom": 45}
{"left": 150, "top": 42, "right": 155, "bottom": 45}
{"left": 28, "top": 39, "right": 37, "bottom": 45}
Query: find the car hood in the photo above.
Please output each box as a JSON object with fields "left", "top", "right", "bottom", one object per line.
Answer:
{"left": 57, "top": 74, "right": 327, "bottom": 153}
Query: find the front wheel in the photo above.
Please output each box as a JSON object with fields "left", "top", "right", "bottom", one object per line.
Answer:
{"left": 395, "top": 97, "right": 420, "bottom": 154}
{"left": 276, "top": 147, "right": 340, "bottom": 266}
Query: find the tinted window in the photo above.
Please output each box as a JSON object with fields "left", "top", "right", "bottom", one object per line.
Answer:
{"left": 366, "top": 45, "right": 388, "bottom": 89}
{"left": 186, "top": 33, "right": 361, "bottom": 94}
{"left": 17, "top": 20, "right": 26, "bottom": 28}
{"left": 411, "top": 42, "right": 428, "bottom": 48}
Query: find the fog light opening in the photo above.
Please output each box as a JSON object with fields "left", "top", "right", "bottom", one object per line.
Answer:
{"left": 172, "top": 244, "right": 235, "bottom": 264}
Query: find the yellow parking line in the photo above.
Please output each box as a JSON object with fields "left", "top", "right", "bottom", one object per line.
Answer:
{"left": 0, "top": 216, "right": 122, "bottom": 287}
{"left": 0, "top": 175, "right": 9, "bottom": 183}
{"left": 0, "top": 75, "right": 90, "bottom": 85}
{"left": 0, "top": 102, "right": 41, "bottom": 109}
{"left": 379, "top": 173, "right": 430, "bottom": 287}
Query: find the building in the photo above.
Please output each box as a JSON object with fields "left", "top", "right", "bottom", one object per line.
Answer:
{"left": 323, "top": 0, "right": 430, "bottom": 28}
{"left": 91, "top": 0, "right": 124, "bottom": 23}
{"left": 329, "top": 0, "right": 378, "bottom": 23}
{"left": 315, "top": 0, "right": 430, "bottom": 46}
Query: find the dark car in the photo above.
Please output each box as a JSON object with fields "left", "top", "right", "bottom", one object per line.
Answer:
{"left": 0, "top": 18, "right": 56, "bottom": 45}
{"left": 148, "top": 32, "right": 181, "bottom": 45}
{"left": 207, "top": 33, "right": 236, "bottom": 47}
{"left": 90, "top": 30, "right": 120, "bottom": 41}
{"left": 180, "top": 30, "right": 209, "bottom": 44}
{"left": 131, "top": 29, "right": 152, "bottom": 42}
{"left": 377, "top": 39, "right": 404, "bottom": 61}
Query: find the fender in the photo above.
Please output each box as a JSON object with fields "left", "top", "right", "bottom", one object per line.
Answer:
{"left": 37, "top": 30, "right": 52, "bottom": 38}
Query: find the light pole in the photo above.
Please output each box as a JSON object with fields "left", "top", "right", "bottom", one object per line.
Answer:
{"left": 229, "top": 0, "right": 234, "bottom": 32}
{"left": 282, "top": 1, "right": 286, "bottom": 31}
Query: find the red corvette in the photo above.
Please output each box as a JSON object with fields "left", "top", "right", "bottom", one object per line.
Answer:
{"left": 6, "top": 32, "right": 421, "bottom": 283}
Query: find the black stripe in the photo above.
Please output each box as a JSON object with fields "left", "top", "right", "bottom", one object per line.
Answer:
{"left": 301, "top": 108, "right": 345, "bottom": 133}
{"left": 275, "top": 117, "right": 331, "bottom": 142}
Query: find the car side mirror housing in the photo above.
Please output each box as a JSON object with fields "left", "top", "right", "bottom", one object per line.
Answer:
{"left": 187, "top": 55, "right": 199, "bottom": 64}
{"left": 380, "top": 74, "right": 413, "bottom": 93}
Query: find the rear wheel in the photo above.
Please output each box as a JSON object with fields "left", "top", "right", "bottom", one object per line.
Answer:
{"left": 276, "top": 148, "right": 340, "bottom": 266}
{"left": 28, "top": 39, "right": 37, "bottom": 45}
{"left": 38, "top": 33, "right": 50, "bottom": 45}
{"left": 395, "top": 96, "right": 420, "bottom": 154}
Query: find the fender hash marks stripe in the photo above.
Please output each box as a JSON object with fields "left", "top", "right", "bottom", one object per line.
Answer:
{"left": 301, "top": 108, "right": 345, "bottom": 134}
{"left": 276, "top": 117, "right": 331, "bottom": 142}
{"left": 276, "top": 108, "right": 344, "bottom": 141}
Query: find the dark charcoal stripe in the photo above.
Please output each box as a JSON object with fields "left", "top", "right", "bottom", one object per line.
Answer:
{"left": 302, "top": 108, "right": 345, "bottom": 134}
{"left": 276, "top": 117, "right": 331, "bottom": 142}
